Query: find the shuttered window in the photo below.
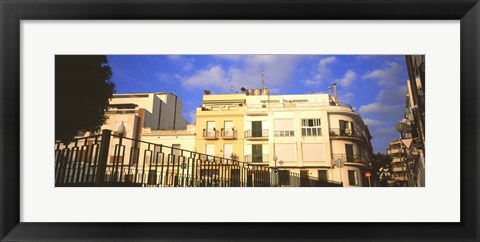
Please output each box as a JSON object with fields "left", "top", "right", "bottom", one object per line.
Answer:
{"left": 302, "top": 143, "right": 324, "bottom": 162}
{"left": 348, "top": 170, "right": 358, "bottom": 186}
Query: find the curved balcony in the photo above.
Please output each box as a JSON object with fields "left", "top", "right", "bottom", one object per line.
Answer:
{"left": 244, "top": 129, "right": 268, "bottom": 140}
{"left": 331, "top": 154, "right": 369, "bottom": 166}
{"left": 329, "top": 128, "right": 363, "bottom": 141}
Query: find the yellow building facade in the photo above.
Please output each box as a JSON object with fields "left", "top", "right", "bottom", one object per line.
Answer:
{"left": 195, "top": 94, "right": 246, "bottom": 162}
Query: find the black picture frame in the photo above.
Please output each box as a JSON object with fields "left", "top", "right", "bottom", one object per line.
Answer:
{"left": 1, "top": 0, "right": 479, "bottom": 241}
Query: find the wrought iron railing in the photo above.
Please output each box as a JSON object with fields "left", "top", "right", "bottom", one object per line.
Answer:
{"left": 220, "top": 128, "right": 237, "bottom": 139}
{"left": 329, "top": 128, "right": 363, "bottom": 139}
{"left": 202, "top": 129, "right": 218, "bottom": 139}
{"left": 331, "top": 154, "right": 369, "bottom": 164}
{"left": 244, "top": 129, "right": 268, "bottom": 139}
{"left": 55, "top": 130, "right": 342, "bottom": 187}
{"left": 244, "top": 154, "right": 269, "bottom": 163}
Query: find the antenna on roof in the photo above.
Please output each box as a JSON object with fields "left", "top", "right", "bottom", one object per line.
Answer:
{"left": 260, "top": 69, "right": 266, "bottom": 89}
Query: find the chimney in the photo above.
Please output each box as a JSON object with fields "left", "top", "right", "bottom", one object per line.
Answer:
{"left": 333, "top": 83, "right": 338, "bottom": 103}
{"left": 328, "top": 86, "right": 331, "bottom": 96}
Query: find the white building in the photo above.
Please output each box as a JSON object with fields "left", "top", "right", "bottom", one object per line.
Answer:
{"left": 98, "top": 92, "right": 189, "bottom": 169}
{"left": 242, "top": 85, "right": 374, "bottom": 187}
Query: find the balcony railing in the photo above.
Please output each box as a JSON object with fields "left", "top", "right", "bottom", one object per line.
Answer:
{"left": 203, "top": 129, "right": 218, "bottom": 140}
{"left": 244, "top": 129, "right": 268, "bottom": 140}
{"left": 221, "top": 128, "right": 237, "bottom": 139}
{"left": 244, "top": 154, "right": 269, "bottom": 164}
{"left": 331, "top": 154, "right": 368, "bottom": 165}
{"left": 329, "top": 128, "right": 363, "bottom": 140}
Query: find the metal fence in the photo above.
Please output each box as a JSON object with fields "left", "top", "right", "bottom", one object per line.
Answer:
{"left": 55, "top": 130, "right": 342, "bottom": 187}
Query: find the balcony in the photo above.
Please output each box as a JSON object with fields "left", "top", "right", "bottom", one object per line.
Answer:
{"left": 244, "top": 129, "right": 269, "bottom": 140}
{"left": 387, "top": 149, "right": 401, "bottom": 155}
{"left": 331, "top": 154, "right": 368, "bottom": 165}
{"left": 221, "top": 128, "right": 237, "bottom": 140}
{"left": 329, "top": 128, "right": 363, "bottom": 140}
{"left": 244, "top": 154, "right": 269, "bottom": 164}
{"left": 392, "top": 157, "right": 403, "bottom": 163}
{"left": 203, "top": 129, "right": 218, "bottom": 140}
{"left": 392, "top": 166, "right": 406, "bottom": 172}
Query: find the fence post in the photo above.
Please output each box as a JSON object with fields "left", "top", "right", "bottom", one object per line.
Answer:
{"left": 95, "top": 129, "right": 111, "bottom": 186}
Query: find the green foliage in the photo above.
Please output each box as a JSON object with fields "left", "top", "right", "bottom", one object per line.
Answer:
{"left": 55, "top": 55, "right": 115, "bottom": 144}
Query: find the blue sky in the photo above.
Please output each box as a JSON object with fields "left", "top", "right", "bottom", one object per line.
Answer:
{"left": 107, "top": 55, "right": 409, "bottom": 153}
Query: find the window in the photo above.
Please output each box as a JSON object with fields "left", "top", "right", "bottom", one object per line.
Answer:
{"left": 302, "top": 143, "right": 324, "bottom": 162}
{"left": 252, "top": 121, "right": 262, "bottom": 137}
{"left": 345, "top": 144, "right": 354, "bottom": 162}
{"left": 348, "top": 170, "right": 358, "bottom": 186}
{"left": 205, "top": 144, "right": 214, "bottom": 161}
{"left": 274, "top": 143, "right": 296, "bottom": 162}
{"left": 274, "top": 119, "right": 295, "bottom": 136}
{"left": 252, "top": 144, "right": 263, "bottom": 163}
{"left": 339, "top": 120, "right": 355, "bottom": 136}
{"left": 318, "top": 170, "right": 328, "bottom": 181}
{"left": 223, "top": 121, "right": 234, "bottom": 137}
{"left": 223, "top": 144, "right": 233, "bottom": 159}
{"left": 301, "top": 119, "right": 322, "bottom": 136}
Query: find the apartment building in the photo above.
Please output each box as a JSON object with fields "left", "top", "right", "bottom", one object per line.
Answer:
{"left": 387, "top": 139, "right": 409, "bottom": 186}
{"left": 387, "top": 76, "right": 425, "bottom": 187}
{"left": 195, "top": 93, "right": 246, "bottom": 161}
{"left": 195, "top": 86, "right": 374, "bottom": 187}
{"left": 98, "top": 92, "right": 188, "bottom": 167}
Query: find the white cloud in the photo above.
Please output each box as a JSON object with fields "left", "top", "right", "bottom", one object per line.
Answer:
{"left": 339, "top": 92, "right": 354, "bottom": 104}
{"left": 303, "top": 79, "right": 319, "bottom": 86}
{"left": 362, "top": 62, "right": 404, "bottom": 86}
{"left": 376, "top": 85, "right": 406, "bottom": 104}
{"left": 312, "top": 56, "right": 336, "bottom": 82}
{"left": 187, "top": 109, "right": 197, "bottom": 124}
{"left": 182, "top": 65, "right": 227, "bottom": 90}
{"left": 167, "top": 55, "right": 195, "bottom": 71}
{"left": 181, "top": 55, "right": 301, "bottom": 93}
{"left": 358, "top": 102, "right": 403, "bottom": 117}
{"left": 335, "top": 70, "right": 357, "bottom": 87}
{"left": 363, "top": 118, "right": 383, "bottom": 127}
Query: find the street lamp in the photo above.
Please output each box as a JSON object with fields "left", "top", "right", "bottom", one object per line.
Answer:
{"left": 118, "top": 121, "right": 126, "bottom": 136}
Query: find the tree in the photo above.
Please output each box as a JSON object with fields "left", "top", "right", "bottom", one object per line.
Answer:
{"left": 370, "top": 152, "right": 392, "bottom": 187}
{"left": 55, "top": 55, "right": 115, "bottom": 144}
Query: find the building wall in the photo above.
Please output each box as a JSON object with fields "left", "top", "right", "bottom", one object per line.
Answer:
{"left": 141, "top": 125, "right": 196, "bottom": 151}
{"left": 195, "top": 94, "right": 246, "bottom": 161}
{"left": 242, "top": 92, "right": 372, "bottom": 187}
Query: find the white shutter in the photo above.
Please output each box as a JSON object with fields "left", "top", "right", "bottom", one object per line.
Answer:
{"left": 206, "top": 121, "right": 216, "bottom": 137}
{"left": 206, "top": 144, "right": 215, "bottom": 156}
{"left": 302, "top": 143, "right": 325, "bottom": 162}
{"left": 223, "top": 144, "right": 233, "bottom": 159}
{"left": 274, "top": 119, "right": 294, "bottom": 131}
{"left": 274, "top": 143, "right": 296, "bottom": 161}
{"left": 224, "top": 121, "right": 233, "bottom": 136}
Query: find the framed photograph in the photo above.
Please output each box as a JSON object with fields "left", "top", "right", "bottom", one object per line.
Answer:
{"left": 1, "top": 0, "right": 478, "bottom": 241}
